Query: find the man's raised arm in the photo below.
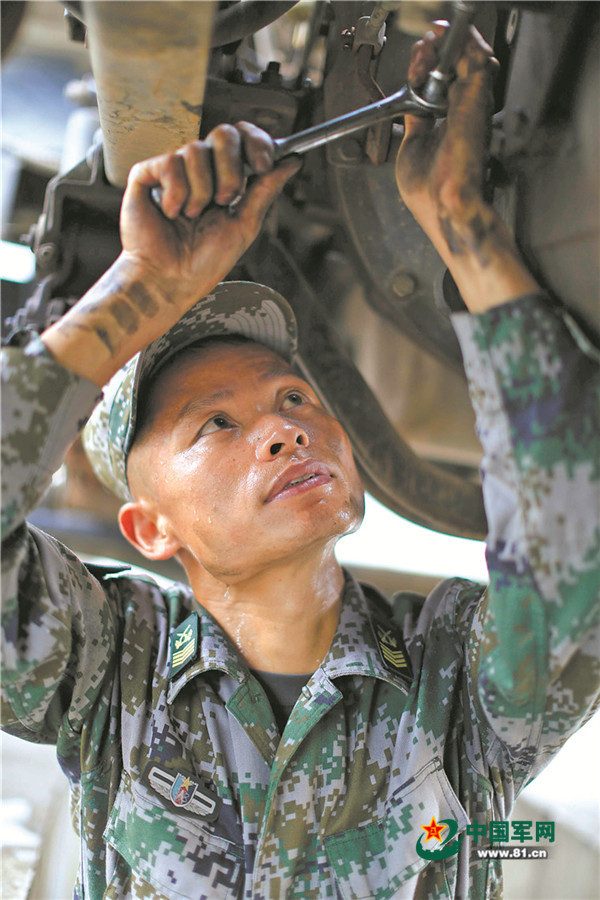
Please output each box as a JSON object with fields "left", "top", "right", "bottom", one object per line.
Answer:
{"left": 396, "top": 26, "right": 600, "bottom": 783}
{"left": 1, "top": 123, "right": 298, "bottom": 739}
{"left": 41, "top": 122, "right": 300, "bottom": 388}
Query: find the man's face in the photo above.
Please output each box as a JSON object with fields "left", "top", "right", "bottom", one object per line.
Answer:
{"left": 127, "top": 340, "right": 364, "bottom": 581}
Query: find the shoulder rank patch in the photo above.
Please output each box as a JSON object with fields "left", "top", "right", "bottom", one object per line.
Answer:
{"left": 371, "top": 616, "right": 413, "bottom": 685}
{"left": 169, "top": 613, "right": 199, "bottom": 679}
{"left": 143, "top": 763, "right": 221, "bottom": 822}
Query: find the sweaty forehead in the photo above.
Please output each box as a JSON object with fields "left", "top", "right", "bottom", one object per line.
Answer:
{"left": 136, "top": 340, "right": 298, "bottom": 436}
{"left": 153, "top": 340, "right": 295, "bottom": 395}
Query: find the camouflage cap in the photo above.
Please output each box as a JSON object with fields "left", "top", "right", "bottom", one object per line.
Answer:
{"left": 82, "top": 281, "right": 298, "bottom": 502}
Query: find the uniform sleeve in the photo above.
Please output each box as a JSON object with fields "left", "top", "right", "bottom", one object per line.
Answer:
{"left": 1, "top": 335, "right": 116, "bottom": 745}
{"left": 451, "top": 294, "right": 600, "bottom": 790}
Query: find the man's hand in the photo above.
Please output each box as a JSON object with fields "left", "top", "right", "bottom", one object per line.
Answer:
{"left": 119, "top": 122, "right": 300, "bottom": 305}
{"left": 395, "top": 24, "right": 539, "bottom": 312}
{"left": 42, "top": 123, "right": 300, "bottom": 386}
{"left": 396, "top": 24, "right": 496, "bottom": 232}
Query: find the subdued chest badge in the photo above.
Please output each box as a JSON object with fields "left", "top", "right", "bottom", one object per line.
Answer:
{"left": 168, "top": 613, "right": 199, "bottom": 679}
{"left": 144, "top": 764, "right": 221, "bottom": 822}
{"left": 371, "top": 616, "right": 413, "bottom": 686}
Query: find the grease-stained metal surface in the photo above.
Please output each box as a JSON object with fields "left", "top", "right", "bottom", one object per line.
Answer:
{"left": 82, "top": 1, "right": 216, "bottom": 186}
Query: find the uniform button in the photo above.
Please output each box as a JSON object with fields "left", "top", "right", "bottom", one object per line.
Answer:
{"left": 302, "top": 685, "right": 311, "bottom": 699}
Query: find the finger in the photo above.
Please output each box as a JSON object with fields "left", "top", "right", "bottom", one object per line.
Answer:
{"left": 235, "top": 156, "right": 302, "bottom": 235}
{"left": 408, "top": 22, "right": 447, "bottom": 88}
{"left": 175, "top": 141, "right": 214, "bottom": 218}
{"left": 448, "top": 26, "right": 498, "bottom": 128}
{"left": 235, "top": 121, "right": 275, "bottom": 175}
{"left": 128, "top": 153, "right": 190, "bottom": 219}
{"left": 456, "top": 25, "right": 498, "bottom": 80}
{"left": 205, "top": 124, "right": 244, "bottom": 206}
{"left": 404, "top": 22, "right": 447, "bottom": 139}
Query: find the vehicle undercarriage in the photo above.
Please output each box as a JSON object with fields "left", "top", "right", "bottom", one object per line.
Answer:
{"left": 2, "top": 0, "right": 598, "bottom": 545}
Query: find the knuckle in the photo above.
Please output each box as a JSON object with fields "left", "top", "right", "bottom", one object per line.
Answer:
{"left": 177, "top": 139, "right": 203, "bottom": 161}
{"left": 235, "top": 120, "right": 261, "bottom": 136}
{"left": 161, "top": 154, "right": 183, "bottom": 177}
{"left": 210, "top": 123, "right": 240, "bottom": 147}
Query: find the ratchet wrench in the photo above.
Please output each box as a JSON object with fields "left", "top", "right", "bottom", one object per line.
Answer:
{"left": 271, "top": 1, "right": 475, "bottom": 163}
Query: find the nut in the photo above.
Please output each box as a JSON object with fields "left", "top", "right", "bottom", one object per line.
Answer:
{"left": 390, "top": 270, "right": 417, "bottom": 298}
{"left": 36, "top": 243, "right": 58, "bottom": 268}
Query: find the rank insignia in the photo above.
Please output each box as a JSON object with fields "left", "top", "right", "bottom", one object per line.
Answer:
{"left": 168, "top": 613, "right": 199, "bottom": 679}
{"left": 371, "top": 616, "right": 413, "bottom": 685}
{"left": 144, "top": 764, "right": 221, "bottom": 822}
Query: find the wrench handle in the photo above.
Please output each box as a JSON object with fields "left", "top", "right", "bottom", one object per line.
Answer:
{"left": 272, "top": 85, "right": 422, "bottom": 162}
{"left": 437, "top": 1, "right": 475, "bottom": 79}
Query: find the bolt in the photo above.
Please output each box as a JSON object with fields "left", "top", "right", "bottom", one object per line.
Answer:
{"left": 390, "top": 269, "right": 417, "bottom": 299}
{"left": 36, "top": 243, "right": 58, "bottom": 268}
{"left": 261, "top": 61, "right": 282, "bottom": 86}
{"left": 335, "top": 138, "right": 363, "bottom": 163}
{"left": 341, "top": 28, "right": 354, "bottom": 51}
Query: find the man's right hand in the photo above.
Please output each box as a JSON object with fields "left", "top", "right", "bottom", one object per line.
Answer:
{"left": 120, "top": 122, "right": 300, "bottom": 308}
{"left": 41, "top": 123, "right": 300, "bottom": 387}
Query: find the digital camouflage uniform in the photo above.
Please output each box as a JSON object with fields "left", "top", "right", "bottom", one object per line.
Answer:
{"left": 1, "top": 294, "right": 599, "bottom": 900}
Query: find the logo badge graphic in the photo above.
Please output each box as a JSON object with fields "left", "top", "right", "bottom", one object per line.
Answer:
{"left": 171, "top": 773, "right": 197, "bottom": 808}
{"left": 144, "top": 764, "right": 222, "bottom": 822}
{"left": 416, "top": 816, "right": 464, "bottom": 860}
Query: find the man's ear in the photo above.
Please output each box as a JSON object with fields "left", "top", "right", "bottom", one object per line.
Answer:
{"left": 118, "top": 502, "right": 181, "bottom": 561}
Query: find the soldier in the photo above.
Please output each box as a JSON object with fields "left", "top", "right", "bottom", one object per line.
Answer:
{"left": 2, "top": 24, "right": 599, "bottom": 900}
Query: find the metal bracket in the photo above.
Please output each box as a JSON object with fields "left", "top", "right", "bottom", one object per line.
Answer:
{"left": 353, "top": 12, "right": 387, "bottom": 56}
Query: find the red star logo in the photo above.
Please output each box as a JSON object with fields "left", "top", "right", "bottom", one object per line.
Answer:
{"left": 421, "top": 816, "right": 446, "bottom": 843}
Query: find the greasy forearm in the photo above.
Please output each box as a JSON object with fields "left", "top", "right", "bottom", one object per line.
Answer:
{"left": 415, "top": 197, "right": 540, "bottom": 313}
{"left": 41, "top": 253, "right": 199, "bottom": 387}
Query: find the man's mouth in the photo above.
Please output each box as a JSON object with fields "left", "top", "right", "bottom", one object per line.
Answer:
{"left": 266, "top": 460, "right": 333, "bottom": 503}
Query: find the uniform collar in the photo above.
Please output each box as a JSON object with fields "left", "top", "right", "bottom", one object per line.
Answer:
{"left": 319, "top": 571, "right": 412, "bottom": 692}
{"left": 166, "top": 570, "right": 412, "bottom": 704}
{"left": 166, "top": 591, "right": 248, "bottom": 704}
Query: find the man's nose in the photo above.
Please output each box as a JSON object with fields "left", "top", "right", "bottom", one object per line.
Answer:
{"left": 254, "top": 415, "right": 309, "bottom": 461}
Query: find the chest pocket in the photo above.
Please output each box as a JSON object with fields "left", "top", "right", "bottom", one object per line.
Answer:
{"left": 324, "top": 758, "right": 469, "bottom": 900}
{"left": 104, "top": 771, "right": 244, "bottom": 900}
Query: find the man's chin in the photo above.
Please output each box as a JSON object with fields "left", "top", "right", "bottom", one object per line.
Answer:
{"left": 283, "top": 491, "right": 364, "bottom": 546}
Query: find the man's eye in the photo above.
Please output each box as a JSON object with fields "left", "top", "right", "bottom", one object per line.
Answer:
{"left": 280, "top": 391, "right": 306, "bottom": 410}
{"left": 197, "top": 415, "right": 232, "bottom": 437}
